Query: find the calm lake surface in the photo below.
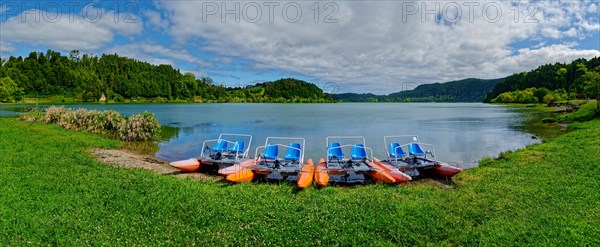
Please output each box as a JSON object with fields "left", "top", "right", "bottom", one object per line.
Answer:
{"left": 1, "top": 103, "right": 538, "bottom": 168}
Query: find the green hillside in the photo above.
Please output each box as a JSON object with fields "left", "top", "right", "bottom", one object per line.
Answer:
{"left": 0, "top": 50, "right": 331, "bottom": 103}
{"left": 333, "top": 78, "right": 503, "bottom": 102}
{"left": 484, "top": 57, "right": 600, "bottom": 103}
{"left": 388, "top": 78, "right": 503, "bottom": 102}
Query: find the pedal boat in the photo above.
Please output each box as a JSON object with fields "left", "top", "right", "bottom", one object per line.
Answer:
{"left": 377, "top": 135, "right": 463, "bottom": 179}
{"left": 314, "top": 136, "right": 395, "bottom": 187}
{"left": 169, "top": 133, "right": 255, "bottom": 175}
{"left": 230, "top": 137, "right": 315, "bottom": 189}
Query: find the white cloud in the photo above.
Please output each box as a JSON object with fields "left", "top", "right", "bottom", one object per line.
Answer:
{"left": 2, "top": 1, "right": 598, "bottom": 93}
{"left": 0, "top": 42, "right": 14, "bottom": 53}
{"left": 0, "top": 5, "right": 142, "bottom": 51}
{"left": 496, "top": 44, "right": 600, "bottom": 76}
{"left": 156, "top": 1, "right": 600, "bottom": 93}
{"left": 144, "top": 10, "right": 169, "bottom": 30}
{"left": 542, "top": 28, "right": 561, "bottom": 39}
{"left": 105, "top": 43, "right": 209, "bottom": 76}
{"left": 564, "top": 27, "right": 578, "bottom": 37}
{"left": 588, "top": 4, "right": 598, "bottom": 13}
{"left": 578, "top": 20, "right": 600, "bottom": 32}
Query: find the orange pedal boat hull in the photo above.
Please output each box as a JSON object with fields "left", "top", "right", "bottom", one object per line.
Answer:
{"left": 169, "top": 159, "right": 200, "bottom": 173}
{"left": 217, "top": 159, "right": 255, "bottom": 176}
{"left": 226, "top": 168, "right": 254, "bottom": 183}
{"left": 372, "top": 158, "right": 412, "bottom": 183}
{"left": 369, "top": 169, "right": 396, "bottom": 183}
{"left": 431, "top": 163, "right": 463, "bottom": 177}
{"left": 314, "top": 158, "right": 330, "bottom": 187}
{"left": 297, "top": 159, "right": 315, "bottom": 189}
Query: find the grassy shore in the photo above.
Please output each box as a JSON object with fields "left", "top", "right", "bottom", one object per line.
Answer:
{"left": 1, "top": 107, "right": 599, "bottom": 245}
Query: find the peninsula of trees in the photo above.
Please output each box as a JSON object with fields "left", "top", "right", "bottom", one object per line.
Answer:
{"left": 0, "top": 50, "right": 331, "bottom": 103}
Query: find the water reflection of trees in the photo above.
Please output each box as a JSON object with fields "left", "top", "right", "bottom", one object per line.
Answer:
{"left": 120, "top": 126, "right": 181, "bottom": 156}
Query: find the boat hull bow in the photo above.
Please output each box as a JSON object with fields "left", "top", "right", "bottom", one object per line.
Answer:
{"left": 169, "top": 159, "right": 201, "bottom": 173}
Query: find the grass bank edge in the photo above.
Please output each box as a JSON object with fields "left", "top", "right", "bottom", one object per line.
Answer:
{"left": 1, "top": 105, "right": 599, "bottom": 244}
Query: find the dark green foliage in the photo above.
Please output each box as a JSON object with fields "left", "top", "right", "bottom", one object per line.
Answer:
{"left": 259, "top": 78, "right": 324, "bottom": 100}
{"left": 333, "top": 78, "right": 503, "bottom": 102}
{"left": 484, "top": 57, "right": 600, "bottom": 102}
{"left": 0, "top": 50, "right": 331, "bottom": 103}
{"left": 581, "top": 72, "right": 600, "bottom": 111}
{"left": 0, "top": 76, "right": 23, "bottom": 102}
{"left": 491, "top": 88, "right": 569, "bottom": 104}
{"left": 332, "top": 93, "right": 382, "bottom": 102}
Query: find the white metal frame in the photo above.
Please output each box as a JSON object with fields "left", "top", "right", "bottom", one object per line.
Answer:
{"left": 200, "top": 133, "right": 253, "bottom": 161}
{"left": 254, "top": 137, "right": 306, "bottom": 164}
{"left": 325, "top": 136, "right": 373, "bottom": 166}
{"left": 383, "top": 135, "right": 436, "bottom": 162}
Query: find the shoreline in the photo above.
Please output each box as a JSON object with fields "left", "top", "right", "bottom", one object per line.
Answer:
{"left": 1, "top": 105, "right": 598, "bottom": 244}
{"left": 90, "top": 148, "right": 220, "bottom": 182}
{"left": 94, "top": 102, "right": 575, "bottom": 185}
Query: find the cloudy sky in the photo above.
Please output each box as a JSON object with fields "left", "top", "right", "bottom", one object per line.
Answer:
{"left": 1, "top": 0, "right": 599, "bottom": 93}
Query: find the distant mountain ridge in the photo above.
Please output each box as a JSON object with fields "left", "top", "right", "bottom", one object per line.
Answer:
{"left": 333, "top": 78, "right": 504, "bottom": 102}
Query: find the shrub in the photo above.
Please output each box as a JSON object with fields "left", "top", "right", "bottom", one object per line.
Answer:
{"left": 19, "top": 107, "right": 159, "bottom": 141}
{"left": 117, "top": 112, "right": 161, "bottom": 141}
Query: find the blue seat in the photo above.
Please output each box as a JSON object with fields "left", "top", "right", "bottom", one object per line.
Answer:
{"left": 351, "top": 144, "right": 367, "bottom": 160}
{"left": 327, "top": 142, "right": 343, "bottom": 160}
{"left": 389, "top": 143, "right": 407, "bottom": 158}
{"left": 228, "top": 141, "right": 245, "bottom": 153}
{"left": 284, "top": 143, "right": 301, "bottom": 161}
{"left": 211, "top": 140, "right": 228, "bottom": 152}
{"left": 408, "top": 143, "right": 426, "bottom": 157}
{"left": 263, "top": 144, "right": 279, "bottom": 160}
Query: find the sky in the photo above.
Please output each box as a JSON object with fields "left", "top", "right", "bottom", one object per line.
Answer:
{"left": 1, "top": 0, "right": 599, "bottom": 94}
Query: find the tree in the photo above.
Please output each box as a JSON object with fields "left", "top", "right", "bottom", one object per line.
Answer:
{"left": 0, "top": 49, "right": 331, "bottom": 103}
{"left": 533, "top": 87, "right": 550, "bottom": 103}
{"left": 491, "top": 92, "right": 515, "bottom": 103}
{"left": 0, "top": 77, "right": 23, "bottom": 102}
{"left": 484, "top": 57, "right": 600, "bottom": 102}
{"left": 583, "top": 71, "right": 600, "bottom": 112}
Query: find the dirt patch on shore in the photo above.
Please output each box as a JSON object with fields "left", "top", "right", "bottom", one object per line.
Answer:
{"left": 91, "top": 148, "right": 221, "bottom": 182}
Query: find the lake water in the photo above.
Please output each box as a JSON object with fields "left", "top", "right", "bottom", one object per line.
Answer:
{"left": 1, "top": 103, "right": 538, "bottom": 168}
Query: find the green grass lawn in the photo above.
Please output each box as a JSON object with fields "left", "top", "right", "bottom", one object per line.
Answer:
{"left": 1, "top": 117, "right": 599, "bottom": 245}
{"left": 557, "top": 100, "right": 599, "bottom": 122}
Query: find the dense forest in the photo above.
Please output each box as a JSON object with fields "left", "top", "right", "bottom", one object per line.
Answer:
{"left": 2, "top": 50, "right": 598, "bottom": 105}
{"left": 333, "top": 78, "right": 503, "bottom": 102}
{"left": 0, "top": 50, "right": 332, "bottom": 103}
{"left": 332, "top": 93, "right": 383, "bottom": 102}
{"left": 387, "top": 78, "right": 504, "bottom": 102}
{"left": 484, "top": 57, "right": 600, "bottom": 103}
